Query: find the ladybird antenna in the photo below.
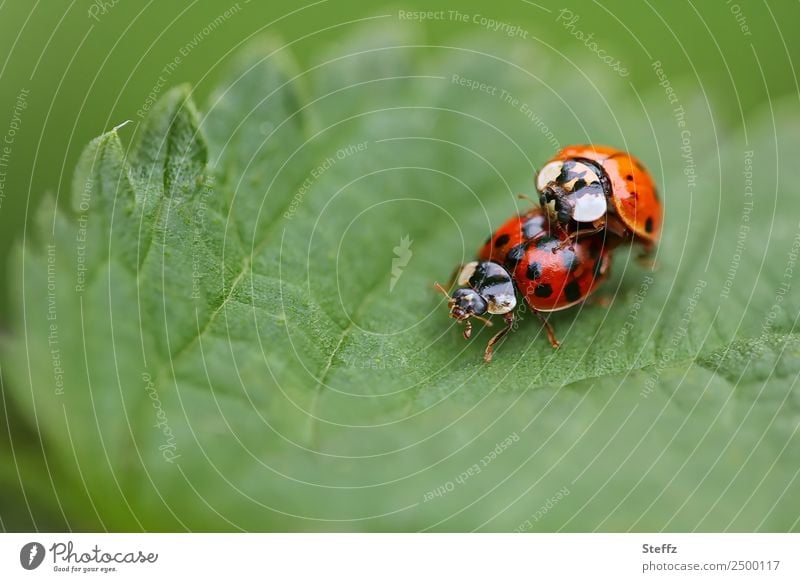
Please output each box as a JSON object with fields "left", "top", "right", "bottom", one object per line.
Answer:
{"left": 484, "top": 312, "right": 515, "bottom": 363}
{"left": 433, "top": 282, "right": 450, "bottom": 298}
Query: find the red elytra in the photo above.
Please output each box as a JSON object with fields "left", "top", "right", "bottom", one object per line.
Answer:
{"left": 478, "top": 207, "right": 611, "bottom": 313}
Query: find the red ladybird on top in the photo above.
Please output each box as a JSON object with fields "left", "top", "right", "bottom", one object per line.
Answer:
{"left": 536, "top": 145, "right": 661, "bottom": 253}
{"left": 437, "top": 207, "right": 611, "bottom": 362}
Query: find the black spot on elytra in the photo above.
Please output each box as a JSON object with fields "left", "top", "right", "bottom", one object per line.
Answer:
{"left": 495, "top": 233, "right": 510, "bottom": 247}
{"left": 565, "top": 280, "right": 582, "bottom": 302}
{"left": 526, "top": 261, "right": 542, "bottom": 280}
{"left": 504, "top": 243, "right": 527, "bottom": 269}
{"left": 626, "top": 174, "right": 633, "bottom": 181}
{"left": 645, "top": 216, "right": 654, "bottom": 233}
{"left": 534, "top": 283, "right": 553, "bottom": 298}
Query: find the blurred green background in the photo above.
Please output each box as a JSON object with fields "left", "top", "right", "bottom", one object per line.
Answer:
{"left": 1, "top": 0, "right": 799, "bottom": 531}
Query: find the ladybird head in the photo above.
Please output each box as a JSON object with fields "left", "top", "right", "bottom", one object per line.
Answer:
{"left": 448, "top": 287, "right": 488, "bottom": 324}
{"left": 539, "top": 183, "right": 574, "bottom": 224}
{"left": 536, "top": 158, "right": 608, "bottom": 225}
{"left": 450, "top": 288, "right": 488, "bottom": 339}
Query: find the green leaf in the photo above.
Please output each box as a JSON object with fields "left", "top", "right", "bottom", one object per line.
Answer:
{"left": 2, "top": 28, "right": 799, "bottom": 531}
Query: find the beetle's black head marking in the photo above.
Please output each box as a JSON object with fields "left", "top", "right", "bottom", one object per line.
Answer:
{"left": 540, "top": 183, "right": 574, "bottom": 224}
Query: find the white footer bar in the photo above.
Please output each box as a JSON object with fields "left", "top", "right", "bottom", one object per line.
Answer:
{"left": 1, "top": 533, "right": 797, "bottom": 581}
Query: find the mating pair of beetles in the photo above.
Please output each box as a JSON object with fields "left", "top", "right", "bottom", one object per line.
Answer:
{"left": 438, "top": 144, "right": 662, "bottom": 362}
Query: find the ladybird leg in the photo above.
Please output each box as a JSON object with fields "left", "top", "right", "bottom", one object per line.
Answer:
{"left": 533, "top": 310, "right": 561, "bottom": 349}
{"left": 557, "top": 216, "right": 616, "bottom": 251}
{"left": 552, "top": 221, "right": 579, "bottom": 253}
{"left": 463, "top": 318, "right": 473, "bottom": 340}
{"left": 588, "top": 294, "right": 613, "bottom": 308}
{"left": 555, "top": 216, "right": 626, "bottom": 252}
{"left": 461, "top": 314, "right": 494, "bottom": 338}
{"left": 484, "top": 312, "right": 515, "bottom": 363}
{"left": 604, "top": 215, "right": 630, "bottom": 240}
{"left": 636, "top": 241, "right": 658, "bottom": 271}
{"left": 553, "top": 225, "right": 605, "bottom": 253}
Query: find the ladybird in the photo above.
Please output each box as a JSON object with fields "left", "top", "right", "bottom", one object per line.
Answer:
{"left": 438, "top": 207, "right": 611, "bottom": 362}
{"left": 536, "top": 145, "right": 661, "bottom": 252}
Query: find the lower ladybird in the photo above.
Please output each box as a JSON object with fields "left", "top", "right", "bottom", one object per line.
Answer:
{"left": 437, "top": 206, "right": 613, "bottom": 362}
